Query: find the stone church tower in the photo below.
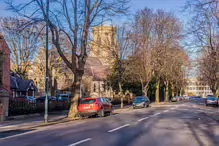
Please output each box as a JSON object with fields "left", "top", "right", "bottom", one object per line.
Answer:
{"left": 82, "top": 26, "right": 118, "bottom": 98}
{"left": 90, "top": 26, "right": 117, "bottom": 66}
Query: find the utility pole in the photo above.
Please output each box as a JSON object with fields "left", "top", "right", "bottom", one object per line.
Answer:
{"left": 44, "top": 0, "right": 49, "bottom": 123}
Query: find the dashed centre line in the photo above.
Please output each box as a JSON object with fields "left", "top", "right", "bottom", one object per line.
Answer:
{"left": 68, "top": 138, "right": 92, "bottom": 146}
{"left": 108, "top": 124, "right": 130, "bottom": 133}
{"left": 153, "top": 113, "right": 161, "bottom": 116}
{"left": 138, "top": 117, "right": 149, "bottom": 122}
{"left": 163, "top": 110, "right": 169, "bottom": 112}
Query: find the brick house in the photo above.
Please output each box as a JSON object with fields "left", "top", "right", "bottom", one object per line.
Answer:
{"left": 0, "top": 32, "right": 11, "bottom": 93}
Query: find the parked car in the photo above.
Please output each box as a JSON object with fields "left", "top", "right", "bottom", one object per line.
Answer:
{"left": 16, "top": 96, "right": 36, "bottom": 103}
{"left": 78, "top": 97, "right": 113, "bottom": 117}
{"left": 36, "top": 96, "right": 56, "bottom": 102}
{"left": 56, "top": 94, "right": 70, "bottom": 101}
{"left": 171, "top": 96, "right": 178, "bottom": 102}
{"left": 205, "top": 96, "right": 218, "bottom": 106}
{"left": 16, "top": 96, "right": 28, "bottom": 101}
{"left": 26, "top": 96, "right": 36, "bottom": 103}
{"left": 133, "top": 96, "right": 150, "bottom": 109}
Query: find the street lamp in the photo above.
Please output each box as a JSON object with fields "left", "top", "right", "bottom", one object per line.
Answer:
{"left": 44, "top": 0, "right": 49, "bottom": 123}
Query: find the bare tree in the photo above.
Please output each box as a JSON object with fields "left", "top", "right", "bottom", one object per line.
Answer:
{"left": 6, "top": 0, "right": 129, "bottom": 118}
{"left": 152, "top": 10, "right": 184, "bottom": 103}
{"left": 129, "top": 8, "right": 154, "bottom": 97}
{"left": 185, "top": 0, "right": 219, "bottom": 97}
{"left": 0, "top": 17, "right": 41, "bottom": 79}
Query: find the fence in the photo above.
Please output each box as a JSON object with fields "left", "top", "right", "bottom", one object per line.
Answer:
{"left": 9, "top": 98, "right": 70, "bottom": 116}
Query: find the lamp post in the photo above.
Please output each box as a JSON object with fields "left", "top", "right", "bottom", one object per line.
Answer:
{"left": 44, "top": 0, "right": 49, "bottom": 123}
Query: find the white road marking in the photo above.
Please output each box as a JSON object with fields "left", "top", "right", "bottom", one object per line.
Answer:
{"left": 153, "top": 113, "right": 161, "bottom": 116}
{"left": 0, "top": 130, "right": 38, "bottom": 140}
{"left": 108, "top": 124, "right": 130, "bottom": 133}
{"left": 163, "top": 110, "right": 169, "bottom": 112}
{"left": 171, "top": 108, "right": 174, "bottom": 110}
{"left": 0, "top": 125, "right": 17, "bottom": 129}
{"left": 138, "top": 117, "right": 149, "bottom": 122}
{"left": 68, "top": 138, "right": 92, "bottom": 146}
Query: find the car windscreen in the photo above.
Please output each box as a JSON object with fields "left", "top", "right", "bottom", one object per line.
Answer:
{"left": 134, "top": 97, "right": 146, "bottom": 101}
{"left": 207, "top": 97, "right": 215, "bottom": 100}
{"left": 80, "top": 99, "right": 96, "bottom": 104}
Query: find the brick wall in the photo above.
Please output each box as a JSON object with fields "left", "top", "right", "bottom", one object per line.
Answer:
{"left": 0, "top": 33, "right": 11, "bottom": 93}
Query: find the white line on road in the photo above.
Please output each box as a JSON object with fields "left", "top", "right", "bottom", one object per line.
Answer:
{"left": 171, "top": 108, "right": 174, "bottom": 110}
{"left": 68, "top": 138, "right": 92, "bottom": 146}
{"left": 138, "top": 117, "right": 149, "bottom": 122}
{"left": 0, "top": 130, "right": 38, "bottom": 140}
{"left": 108, "top": 124, "right": 130, "bottom": 133}
{"left": 163, "top": 110, "right": 169, "bottom": 112}
{"left": 153, "top": 113, "right": 161, "bottom": 116}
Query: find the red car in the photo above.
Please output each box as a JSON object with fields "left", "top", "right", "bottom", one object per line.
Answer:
{"left": 78, "top": 97, "right": 113, "bottom": 117}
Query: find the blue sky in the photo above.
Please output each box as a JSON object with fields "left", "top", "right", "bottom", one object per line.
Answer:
{"left": 0, "top": 0, "right": 189, "bottom": 19}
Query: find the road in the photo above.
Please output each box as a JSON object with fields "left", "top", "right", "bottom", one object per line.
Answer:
{"left": 1, "top": 99, "right": 219, "bottom": 146}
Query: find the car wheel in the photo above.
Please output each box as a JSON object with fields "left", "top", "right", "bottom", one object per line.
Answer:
{"left": 133, "top": 106, "right": 135, "bottom": 109}
{"left": 98, "top": 109, "right": 105, "bottom": 117}
{"left": 206, "top": 104, "right": 208, "bottom": 106}
{"left": 109, "top": 109, "right": 113, "bottom": 116}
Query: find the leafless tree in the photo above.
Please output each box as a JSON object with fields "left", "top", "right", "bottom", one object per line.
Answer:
{"left": 0, "top": 17, "right": 41, "bottom": 79}
{"left": 152, "top": 10, "right": 184, "bottom": 102}
{"left": 6, "top": 0, "right": 129, "bottom": 118}
{"left": 185, "top": 0, "right": 219, "bottom": 97}
{"left": 128, "top": 8, "right": 154, "bottom": 97}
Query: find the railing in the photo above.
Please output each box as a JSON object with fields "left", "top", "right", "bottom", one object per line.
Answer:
{"left": 9, "top": 98, "right": 70, "bottom": 116}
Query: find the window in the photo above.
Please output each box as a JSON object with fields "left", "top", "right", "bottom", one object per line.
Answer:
{"left": 100, "top": 98, "right": 105, "bottom": 103}
{"left": 80, "top": 99, "right": 96, "bottom": 104}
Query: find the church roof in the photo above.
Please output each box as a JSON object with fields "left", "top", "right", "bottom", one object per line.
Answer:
{"left": 85, "top": 57, "right": 110, "bottom": 81}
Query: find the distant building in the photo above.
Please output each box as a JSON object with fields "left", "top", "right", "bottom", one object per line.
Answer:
{"left": 0, "top": 32, "right": 10, "bottom": 93}
{"left": 28, "top": 26, "right": 117, "bottom": 98}
{"left": 83, "top": 26, "right": 117, "bottom": 98}
{"left": 11, "top": 72, "right": 38, "bottom": 97}
{"left": 185, "top": 78, "right": 213, "bottom": 97}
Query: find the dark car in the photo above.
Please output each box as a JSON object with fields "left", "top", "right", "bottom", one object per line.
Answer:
{"left": 78, "top": 97, "right": 113, "bottom": 117}
{"left": 56, "top": 94, "right": 70, "bottom": 101}
{"left": 36, "top": 96, "right": 56, "bottom": 102}
{"left": 133, "top": 96, "right": 150, "bottom": 109}
{"left": 205, "top": 96, "right": 218, "bottom": 106}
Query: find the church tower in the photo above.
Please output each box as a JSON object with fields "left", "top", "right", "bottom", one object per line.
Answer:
{"left": 90, "top": 26, "right": 117, "bottom": 66}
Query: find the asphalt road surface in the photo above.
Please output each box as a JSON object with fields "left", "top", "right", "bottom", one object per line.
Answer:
{"left": 1, "top": 98, "right": 219, "bottom": 146}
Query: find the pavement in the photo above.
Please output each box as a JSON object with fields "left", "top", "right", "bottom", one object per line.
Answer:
{"left": 0, "top": 99, "right": 219, "bottom": 146}
{"left": 0, "top": 105, "right": 131, "bottom": 132}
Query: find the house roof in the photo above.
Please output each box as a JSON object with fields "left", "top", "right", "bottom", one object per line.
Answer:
{"left": 11, "top": 76, "right": 18, "bottom": 89}
{"left": 11, "top": 72, "right": 38, "bottom": 92}
{"left": 16, "top": 79, "right": 37, "bottom": 92}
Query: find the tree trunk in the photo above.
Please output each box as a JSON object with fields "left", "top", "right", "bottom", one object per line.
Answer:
{"left": 140, "top": 79, "right": 144, "bottom": 96}
{"left": 165, "top": 81, "right": 169, "bottom": 102}
{"left": 68, "top": 74, "right": 81, "bottom": 119}
{"left": 171, "top": 84, "right": 174, "bottom": 97}
{"left": 180, "top": 88, "right": 183, "bottom": 96}
{"left": 155, "top": 80, "right": 160, "bottom": 103}
{"left": 119, "top": 81, "right": 123, "bottom": 109}
{"left": 144, "top": 83, "right": 149, "bottom": 97}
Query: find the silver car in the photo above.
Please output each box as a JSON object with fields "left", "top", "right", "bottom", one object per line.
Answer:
{"left": 133, "top": 96, "right": 150, "bottom": 109}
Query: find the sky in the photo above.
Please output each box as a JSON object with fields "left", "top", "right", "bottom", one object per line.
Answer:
{"left": 0, "top": 0, "right": 196, "bottom": 77}
{"left": 0, "top": 0, "right": 189, "bottom": 19}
